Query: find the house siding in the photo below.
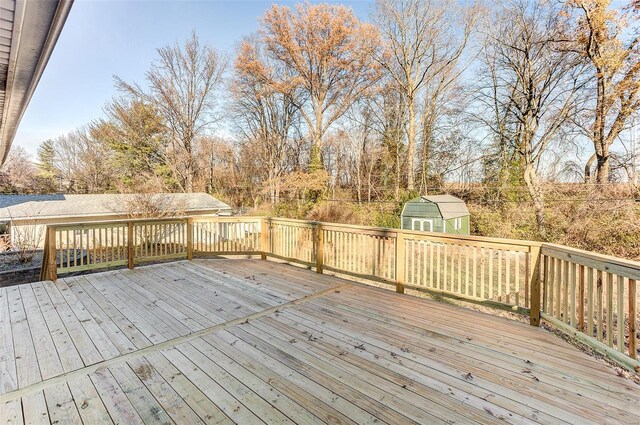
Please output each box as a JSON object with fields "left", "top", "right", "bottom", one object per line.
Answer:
{"left": 443, "top": 216, "right": 470, "bottom": 235}
{"left": 8, "top": 211, "right": 226, "bottom": 248}
{"left": 401, "top": 200, "right": 445, "bottom": 232}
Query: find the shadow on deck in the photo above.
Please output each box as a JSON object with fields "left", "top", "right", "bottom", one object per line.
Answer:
{"left": 1, "top": 259, "right": 639, "bottom": 424}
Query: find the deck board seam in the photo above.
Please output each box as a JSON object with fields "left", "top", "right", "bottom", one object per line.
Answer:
{"left": 0, "top": 281, "right": 351, "bottom": 404}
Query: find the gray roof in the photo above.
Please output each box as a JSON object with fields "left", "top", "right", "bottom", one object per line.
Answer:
{"left": 0, "top": 193, "right": 231, "bottom": 220}
{"left": 420, "top": 195, "right": 469, "bottom": 219}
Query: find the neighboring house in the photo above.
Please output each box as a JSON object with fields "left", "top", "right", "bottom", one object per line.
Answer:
{"left": 0, "top": 193, "right": 232, "bottom": 248}
{"left": 400, "top": 195, "right": 470, "bottom": 235}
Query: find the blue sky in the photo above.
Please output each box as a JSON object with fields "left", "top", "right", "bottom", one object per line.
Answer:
{"left": 15, "top": 0, "right": 375, "bottom": 157}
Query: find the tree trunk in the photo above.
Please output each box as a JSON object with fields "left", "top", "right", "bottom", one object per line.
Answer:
{"left": 395, "top": 142, "right": 401, "bottom": 200}
{"left": 595, "top": 148, "right": 610, "bottom": 184}
{"left": 419, "top": 114, "right": 433, "bottom": 195}
{"left": 309, "top": 101, "right": 324, "bottom": 171}
{"left": 593, "top": 76, "right": 610, "bottom": 184}
{"left": 407, "top": 99, "right": 416, "bottom": 191}
{"left": 185, "top": 162, "right": 193, "bottom": 193}
{"left": 584, "top": 152, "right": 596, "bottom": 183}
{"left": 523, "top": 163, "right": 545, "bottom": 237}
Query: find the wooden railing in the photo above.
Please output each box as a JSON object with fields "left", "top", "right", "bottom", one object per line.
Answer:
{"left": 540, "top": 244, "right": 638, "bottom": 369}
{"left": 40, "top": 216, "right": 639, "bottom": 371}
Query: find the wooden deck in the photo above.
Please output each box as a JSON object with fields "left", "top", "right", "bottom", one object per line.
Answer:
{"left": 1, "top": 259, "right": 639, "bottom": 424}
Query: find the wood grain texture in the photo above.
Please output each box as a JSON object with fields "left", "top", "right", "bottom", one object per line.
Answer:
{"left": 5, "top": 259, "right": 639, "bottom": 424}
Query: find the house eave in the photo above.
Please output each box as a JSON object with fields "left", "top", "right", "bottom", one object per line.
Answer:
{"left": 0, "top": 0, "right": 74, "bottom": 164}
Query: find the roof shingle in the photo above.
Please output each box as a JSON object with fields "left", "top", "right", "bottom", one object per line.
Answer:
{"left": 0, "top": 193, "right": 231, "bottom": 220}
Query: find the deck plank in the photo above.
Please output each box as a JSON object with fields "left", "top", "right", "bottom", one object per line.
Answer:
{"left": 0, "top": 288, "right": 17, "bottom": 395}
{"left": 1, "top": 259, "right": 639, "bottom": 425}
{"left": 208, "top": 331, "right": 380, "bottom": 424}
{"left": 326, "top": 286, "right": 640, "bottom": 401}
{"left": 294, "top": 293, "right": 635, "bottom": 422}
{"left": 43, "top": 383, "right": 82, "bottom": 425}
{"left": 189, "top": 337, "right": 325, "bottom": 424}
{"left": 53, "top": 277, "right": 121, "bottom": 361}
{"left": 0, "top": 399, "right": 22, "bottom": 425}
{"left": 192, "top": 335, "right": 350, "bottom": 423}
{"left": 94, "top": 271, "right": 187, "bottom": 340}
{"left": 40, "top": 280, "right": 104, "bottom": 367}
{"left": 160, "top": 346, "right": 265, "bottom": 424}
{"left": 126, "top": 357, "right": 206, "bottom": 425}
{"left": 176, "top": 342, "right": 295, "bottom": 424}
{"left": 21, "top": 391, "right": 49, "bottom": 425}
{"left": 253, "top": 315, "right": 530, "bottom": 424}
{"left": 90, "top": 368, "right": 145, "bottom": 425}
{"left": 224, "top": 325, "right": 429, "bottom": 424}
{"left": 7, "top": 286, "right": 41, "bottom": 389}
{"left": 241, "top": 320, "right": 492, "bottom": 424}
{"left": 87, "top": 270, "right": 179, "bottom": 343}
{"left": 67, "top": 375, "right": 114, "bottom": 425}
{"left": 108, "top": 362, "right": 176, "bottom": 425}
{"left": 63, "top": 276, "right": 140, "bottom": 355}
{"left": 31, "top": 281, "right": 85, "bottom": 374}
{"left": 19, "top": 285, "right": 63, "bottom": 380}
{"left": 72, "top": 273, "right": 157, "bottom": 348}
{"left": 141, "top": 352, "right": 234, "bottom": 425}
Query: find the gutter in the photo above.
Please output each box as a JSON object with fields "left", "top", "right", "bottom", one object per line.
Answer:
{"left": 0, "top": 0, "right": 74, "bottom": 164}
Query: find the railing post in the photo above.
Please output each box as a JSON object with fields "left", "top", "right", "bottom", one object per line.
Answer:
{"left": 187, "top": 217, "right": 194, "bottom": 261}
{"left": 630, "top": 279, "right": 637, "bottom": 360}
{"left": 45, "top": 226, "right": 57, "bottom": 281}
{"left": 261, "top": 217, "right": 270, "bottom": 260}
{"left": 578, "top": 264, "right": 585, "bottom": 331}
{"left": 315, "top": 222, "right": 324, "bottom": 274}
{"left": 127, "top": 222, "right": 134, "bottom": 270}
{"left": 395, "top": 230, "right": 405, "bottom": 294}
{"left": 528, "top": 245, "right": 542, "bottom": 326}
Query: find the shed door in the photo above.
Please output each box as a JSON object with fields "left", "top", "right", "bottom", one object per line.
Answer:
{"left": 411, "top": 218, "right": 433, "bottom": 232}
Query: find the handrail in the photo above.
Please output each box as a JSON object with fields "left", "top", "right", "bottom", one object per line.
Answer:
{"left": 38, "top": 215, "right": 639, "bottom": 371}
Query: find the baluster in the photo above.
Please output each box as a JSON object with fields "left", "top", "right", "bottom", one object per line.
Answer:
{"left": 587, "top": 267, "right": 594, "bottom": 337}
{"left": 617, "top": 275, "right": 625, "bottom": 352}
{"left": 497, "top": 250, "right": 502, "bottom": 301}
{"left": 514, "top": 252, "right": 520, "bottom": 305}
{"left": 548, "top": 257, "right": 555, "bottom": 315}
{"left": 597, "top": 269, "right": 604, "bottom": 341}
{"left": 472, "top": 246, "right": 477, "bottom": 298}
{"left": 465, "top": 245, "right": 470, "bottom": 296}
{"left": 606, "top": 273, "right": 613, "bottom": 347}
{"left": 480, "top": 247, "right": 486, "bottom": 299}
{"left": 578, "top": 264, "right": 585, "bottom": 332}
{"left": 570, "top": 263, "right": 577, "bottom": 327}
{"left": 629, "top": 279, "right": 637, "bottom": 360}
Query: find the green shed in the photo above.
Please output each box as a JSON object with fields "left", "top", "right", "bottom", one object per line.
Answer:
{"left": 400, "top": 195, "right": 470, "bottom": 235}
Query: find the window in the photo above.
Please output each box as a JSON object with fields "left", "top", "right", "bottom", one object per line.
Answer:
{"left": 454, "top": 218, "right": 462, "bottom": 230}
{"left": 411, "top": 218, "right": 433, "bottom": 232}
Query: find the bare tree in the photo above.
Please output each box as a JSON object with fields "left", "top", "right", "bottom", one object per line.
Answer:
{"left": 232, "top": 36, "right": 300, "bottom": 203}
{"left": 0, "top": 147, "right": 39, "bottom": 193}
{"left": 478, "top": 0, "right": 584, "bottom": 235}
{"left": 116, "top": 32, "right": 227, "bottom": 192}
{"left": 259, "top": 3, "right": 383, "bottom": 170}
{"left": 52, "top": 128, "right": 114, "bottom": 193}
{"left": 343, "top": 99, "right": 384, "bottom": 203}
{"left": 374, "top": 0, "right": 478, "bottom": 191}
{"left": 566, "top": 0, "right": 640, "bottom": 183}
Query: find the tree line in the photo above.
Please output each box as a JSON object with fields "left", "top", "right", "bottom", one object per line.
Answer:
{"left": 4, "top": 0, "right": 639, "bottom": 237}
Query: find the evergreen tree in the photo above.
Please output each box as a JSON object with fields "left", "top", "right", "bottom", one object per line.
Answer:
{"left": 36, "top": 139, "right": 59, "bottom": 192}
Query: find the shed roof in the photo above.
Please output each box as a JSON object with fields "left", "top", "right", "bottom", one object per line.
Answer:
{"left": 420, "top": 195, "right": 469, "bottom": 219}
{"left": 0, "top": 193, "right": 232, "bottom": 221}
